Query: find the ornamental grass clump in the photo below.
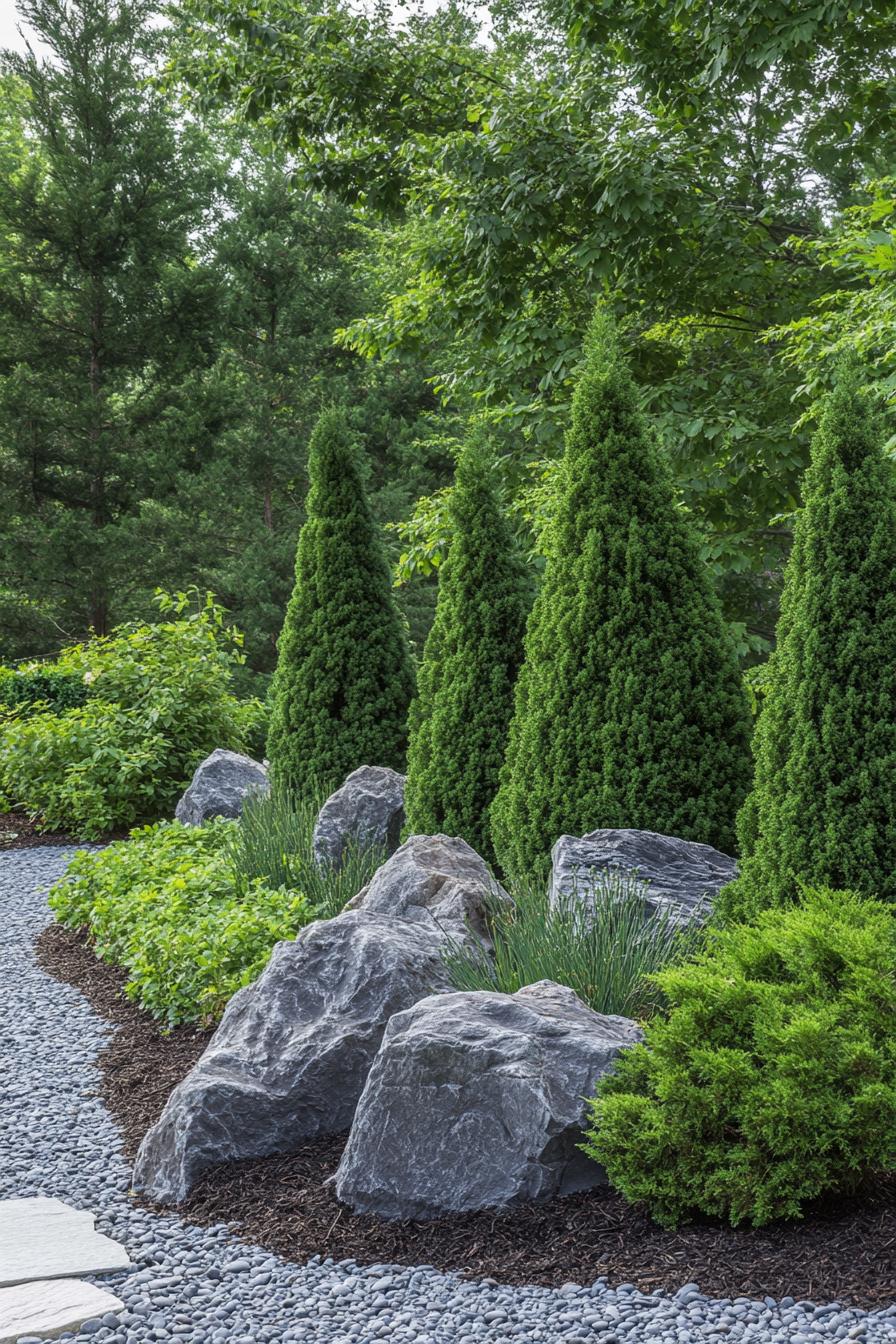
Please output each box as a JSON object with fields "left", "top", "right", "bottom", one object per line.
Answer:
{"left": 404, "top": 435, "right": 531, "bottom": 864}
{"left": 443, "top": 869, "right": 702, "bottom": 1018}
{"left": 584, "top": 888, "right": 896, "bottom": 1228}
{"left": 226, "top": 783, "right": 386, "bottom": 920}
{"left": 721, "top": 367, "right": 896, "bottom": 921}
{"left": 266, "top": 407, "right": 415, "bottom": 796}
{"left": 491, "top": 311, "right": 751, "bottom": 880}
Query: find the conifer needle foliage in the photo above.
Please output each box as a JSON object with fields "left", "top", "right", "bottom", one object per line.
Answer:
{"left": 404, "top": 437, "right": 531, "bottom": 862}
{"left": 721, "top": 368, "right": 896, "bottom": 920}
{"left": 491, "top": 312, "right": 752, "bottom": 879}
{"left": 266, "top": 408, "right": 415, "bottom": 795}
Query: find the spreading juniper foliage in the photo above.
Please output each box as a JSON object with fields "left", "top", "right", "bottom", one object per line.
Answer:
{"left": 491, "top": 312, "right": 752, "bottom": 880}
{"left": 404, "top": 437, "right": 531, "bottom": 862}
{"left": 266, "top": 408, "right": 415, "bottom": 795}
{"left": 721, "top": 369, "right": 896, "bottom": 921}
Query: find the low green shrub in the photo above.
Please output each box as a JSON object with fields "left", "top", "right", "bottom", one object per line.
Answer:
{"left": 0, "top": 665, "right": 90, "bottom": 715}
{"left": 50, "top": 820, "right": 311, "bottom": 1026}
{"left": 444, "top": 871, "right": 702, "bottom": 1018}
{"left": 583, "top": 889, "right": 896, "bottom": 1228}
{"left": 0, "top": 590, "right": 263, "bottom": 838}
{"left": 227, "top": 785, "right": 386, "bottom": 920}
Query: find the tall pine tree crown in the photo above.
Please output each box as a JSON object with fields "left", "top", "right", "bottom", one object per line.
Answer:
{"left": 266, "top": 407, "right": 415, "bottom": 795}
{"left": 491, "top": 311, "right": 752, "bottom": 879}
{"left": 404, "top": 434, "right": 531, "bottom": 862}
{"left": 721, "top": 365, "right": 896, "bottom": 920}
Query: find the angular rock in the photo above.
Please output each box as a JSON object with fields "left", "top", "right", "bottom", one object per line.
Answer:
{"left": 335, "top": 979, "right": 642, "bottom": 1219}
{"left": 132, "top": 910, "right": 453, "bottom": 1205}
{"left": 346, "top": 833, "right": 512, "bottom": 947}
{"left": 312, "top": 765, "right": 406, "bottom": 871}
{"left": 174, "top": 748, "right": 269, "bottom": 826}
{"left": 549, "top": 828, "right": 737, "bottom": 927}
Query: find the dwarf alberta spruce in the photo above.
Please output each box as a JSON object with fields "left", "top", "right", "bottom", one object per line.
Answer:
{"left": 491, "top": 312, "right": 752, "bottom": 879}
{"left": 50, "top": 820, "right": 310, "bottom": 1026}
{"left": 584, "top": 888, "right": 896, "bottom": 1228}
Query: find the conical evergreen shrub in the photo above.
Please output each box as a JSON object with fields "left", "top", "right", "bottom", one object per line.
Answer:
{"left": 404, "top": 436, "right": 531, "bottom": 862}
{"left": 720, "top": 368, "right": 896, "bottom": 921}
{"left": 490, "top": 312, "right": 752, "bottom": 880}
{"left": 266, "top": 407, "right": 415, "bottom": 795}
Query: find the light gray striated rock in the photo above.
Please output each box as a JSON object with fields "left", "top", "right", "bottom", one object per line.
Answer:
{"left": 132, "top": 911, "right": 453, "bottom": 1205}
{"left": 312, "top": 766, "right": 406, "bottom": 871}
{"left": 335, "top": 979, "right": 643, "bottom": 1220}
{"left": 174, "top": 748, "right": 269, "bottom": 826}
{"left": 346, "top": 833, "right": 512, "bottom": 947}
{"left": 549, "top": 828, "right": 737, "bottom": 927}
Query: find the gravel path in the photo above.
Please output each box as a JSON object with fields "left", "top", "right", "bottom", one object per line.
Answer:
{"left": 3, "top": 845, "right": 896, "bottom": 1344}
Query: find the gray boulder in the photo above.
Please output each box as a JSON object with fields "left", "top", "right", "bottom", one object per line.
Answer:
{"left": 132, "top": 911, "right": 453, "bottom": 1205}
{"left": 335, "top": 979, "right": 642, "bottom": 1219}
{"left": 312, "top": 766, "right": 406, "bottom": 871}
{"left": 174, "top": 749, "right": 269, "bottom": 826}
{"left": 550, "top": 828, "right": 737, "bottom": 927}
{"left": 346, "top": 833, "right": 512, "bottom": 947}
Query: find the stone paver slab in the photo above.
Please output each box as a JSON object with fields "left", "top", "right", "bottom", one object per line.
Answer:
{"left": 0, "top": 1198, "right": 131, "bottom": 1287}
{"left": 0, "top": 1277, "right": 124, "bottom": 1343}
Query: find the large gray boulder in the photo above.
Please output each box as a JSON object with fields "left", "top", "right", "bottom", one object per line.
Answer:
{"left": 346, "top": 833, "right": 512, "bottom": 948}
{"left": 312, "top": 766, "right": 406, "bottom": 871}
{"left": 132, "top": 911, "right": 453, "bottom": 1205}
{"left": 335, "top": 980, "right": 642, "bottom": 1220}
{"left": 550, "top": 828, "right": 737, "bottom": 927}
{"left": 174, "top": 749, "right": 269, "bottom": 826}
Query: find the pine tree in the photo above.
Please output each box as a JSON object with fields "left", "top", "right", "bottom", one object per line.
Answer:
{"left": 720, "top": 368, "right": 896, "bottom": 921}
{"left": 404, "top": 436, "right": 531, "bottom": 862}
{"left": 491, "top": 312, "right": 752, "bottom": 880}
{"left": 266, "top": 407, "right": 415, "bottom": 795}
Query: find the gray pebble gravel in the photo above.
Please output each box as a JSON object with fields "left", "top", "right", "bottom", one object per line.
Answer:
{"left": 3, "top": 844, "right": 896, "bottom": 1344}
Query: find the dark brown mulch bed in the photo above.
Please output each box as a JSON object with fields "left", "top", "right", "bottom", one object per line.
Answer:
{"left": 37, "top": 922, "right": 896, "bottom": 1307}
{"left": 0, "top": 809, "right": 130, "bottom": 851}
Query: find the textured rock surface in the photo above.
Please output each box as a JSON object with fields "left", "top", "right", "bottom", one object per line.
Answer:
{"left": 0, "top": 1197, "right": 132, "bottom": 1286}
{"left": 5, "top": 846, "right": 896, "bottom": 1343}
{"left": 312, "top": 765, "right": 406, "bottom": 871}
{"left": 347, "top": 833, "right": 512, "bottom": 947}
{"left": 335, "top": 980, "right": 643, "bottom": 1220}
{"left": 132, "top": 911, "right": 453, "bottom": 1205}
{"left": 0, "top": 1278, "right": 124, "bottom": 1343}
{"left": 550, "top": 828, "right": 738, "bottom": 927}
{"left": 174, "top": 748, "right": 269, "bottom": 826}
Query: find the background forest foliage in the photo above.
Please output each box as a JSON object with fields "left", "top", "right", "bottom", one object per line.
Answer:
{"left": 1, "top": 0, "right": 895, "bottom": 683}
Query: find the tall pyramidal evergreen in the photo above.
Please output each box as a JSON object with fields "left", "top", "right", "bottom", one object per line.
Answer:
{"left": 266, "top": 407, "right": 415, "bottom": 795}
{"left": 720, "top": 367, "right": 896, "bottom": 921}
{"left": 491, "top": 312, "right": 752, "bottom": 880}
{"left": 404, "top": 436, "right": 532, "bottom": 863}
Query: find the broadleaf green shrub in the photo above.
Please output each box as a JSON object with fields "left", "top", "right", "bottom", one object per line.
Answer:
{"left": 49, "top": 820, "right": 311, "bottom": 1026}
{"left": 0, "top": 590, "right": 263, "bottom": 837}
{"left": 0, "top": 665, "right": 90, "bottom": 715}
{"left": 444, "top": 870, "right": 702, "bottom": 1018}
{"left": 583, "top": 888, "right": 896, "bottom": 1228}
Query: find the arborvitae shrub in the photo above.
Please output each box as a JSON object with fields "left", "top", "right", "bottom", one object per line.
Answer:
{"left": 584, "top": 889, "right": 896, "bottom": 1228}
{"left": 490, "top": 313, "right": 752, "bottom": 879}
{"left": 720, "top": 369, "right": 896, "bottom": 921}
{"left": 404, "top": 437, "right": 531, "bottom": 862}
{"left": 266, "top": 408, "right": 415, "bottom": 795}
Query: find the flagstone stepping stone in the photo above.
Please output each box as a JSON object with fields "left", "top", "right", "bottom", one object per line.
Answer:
{"left": 0, "top": 1278, "right": 125, "bottom": 1343}
{"left": 0, "top": 1198, "right": 131, "bottom": 1288}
